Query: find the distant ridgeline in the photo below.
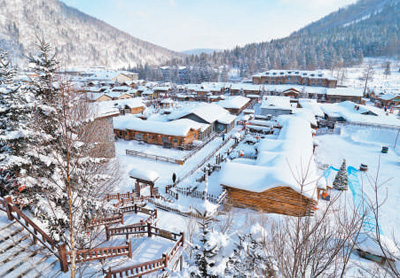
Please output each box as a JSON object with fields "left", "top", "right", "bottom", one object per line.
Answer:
{"left": 145, "top": 0, "right": 400, "bottom": 82}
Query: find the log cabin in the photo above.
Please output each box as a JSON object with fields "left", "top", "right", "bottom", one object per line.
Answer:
{"left": 113, "top": 116, "right": 201, "bottom": 148}
{"left": 220, "top": 117, "right": 318, "bottom": 216}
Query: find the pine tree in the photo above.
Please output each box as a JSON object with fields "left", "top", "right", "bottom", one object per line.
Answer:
{"left": 226, "top": 233, "right": 276, "bottom": 278}
{"left": 191, "top": 211, "right": 219, "bottom": 278}
{"left": 0, "top": 50, "right": 30, "bottom": 197}
{"left": 333, "top": 159, "right": 348, "bottom": 191}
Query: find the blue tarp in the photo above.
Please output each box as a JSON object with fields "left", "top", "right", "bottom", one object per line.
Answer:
{"left": 321, "top": 165, "right": 383, "bottom": 234}
{"left": 347, "top": 166, "right": 383, "bottom": 235}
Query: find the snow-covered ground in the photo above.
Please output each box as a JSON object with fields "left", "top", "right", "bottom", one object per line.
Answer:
{"left": 315, "top": 125, "right": 400, "bottom": 239}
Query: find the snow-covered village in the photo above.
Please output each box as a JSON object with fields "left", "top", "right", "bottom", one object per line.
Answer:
{"left": 1, "top": 0, "right": 400, "bottom": 277}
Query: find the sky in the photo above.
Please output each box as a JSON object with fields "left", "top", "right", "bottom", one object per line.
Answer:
{"left": 59, "top": 0, "right": 357, "bottom": 52}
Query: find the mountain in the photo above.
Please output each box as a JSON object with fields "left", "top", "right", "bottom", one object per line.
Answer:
{"left": 0, "top": 0, "right": 182, "bottom": 69}
{"left": 160, "top": 0, "right": 400, "bottom": 80}
{"left": 181, "top": 48, "right": 221, "bottom": 55}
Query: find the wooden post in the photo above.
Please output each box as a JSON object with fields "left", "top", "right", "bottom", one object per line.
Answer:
{"left": 105, "top": 226, "right": 110, "bottom": 241}
{"left": 117, "top": 193, "right": 120, "bottom": 200}
{"left": 59, "top": 243, "right": 69, "bottom": 272}
{"left": 163, "top": 254, "right": 168, "bottom": 268}
{"left": 136, "top": 181, "right": 140, "bottom": 197}
{"left": 147, "top": 223, "right": 152, "bottom": 238}
{"left": 127, "top": 241, "right": 132, "bottom": 259}
{"left": 181, "top": 232, "right": 185, "bottom": 245}
{"left": 121, "top": 213, "right": 124, "bottom": 225}
{"left": 5, "top": 196, "right": 14, "bottom": 221}
{"left": 134, "top": 204, "right": 138, "bottom": 214}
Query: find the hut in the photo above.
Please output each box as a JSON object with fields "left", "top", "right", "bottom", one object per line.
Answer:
{"left": 129, "top": 167, "right": 159, "bottom": 197}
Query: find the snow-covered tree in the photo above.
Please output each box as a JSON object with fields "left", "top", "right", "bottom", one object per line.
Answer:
{"left": 226, "top": 225, "right": 277, "bottom": 278}
{"left": 20, "top": 37, "right": 117, "bottom": 277}
{"left": 0, "top": 50, "right": 30, "bottom": 197}
{"left": 190, "top": 211, "right": 221, "bottom": 278}
{"left": 333, "top": 159, "right": 348, "bottom": 191}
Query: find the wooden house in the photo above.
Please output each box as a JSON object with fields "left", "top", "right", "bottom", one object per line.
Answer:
{"left": 220, "top": 117, "right": 318, "bottom": 216}
{"left": 218, "top": 96, "right": 251, "bottom": 115}
{"left": 253, "top": 70, "right": 337, "bottom": 88}
{"left": 113, "top": 116, "right": 201, "bottom": 148}
{"left": 171, "top": 103, "right": 236, "bottom": 139}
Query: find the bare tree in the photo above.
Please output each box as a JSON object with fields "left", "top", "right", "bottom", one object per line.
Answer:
{"left": 361, "top": 63, "right": 375, "bottom": 97}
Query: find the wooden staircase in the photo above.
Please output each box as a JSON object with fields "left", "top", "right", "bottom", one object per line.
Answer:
{"left": 0, "top": 220, "right": 60, "bottom": 278}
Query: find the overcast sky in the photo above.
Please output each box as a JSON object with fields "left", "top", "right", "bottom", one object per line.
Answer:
{"left": 60, "top": 0, "right": 357, "bottom": 52}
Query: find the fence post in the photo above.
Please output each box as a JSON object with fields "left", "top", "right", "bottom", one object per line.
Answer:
{"left": 147, "top": 222, "right": 152, "bottom": 238}
{"left": 163, "top": 253, "right": 168, "bottom": 268}
{"left": 127, "top": 241, "right": 132, "bottom": 259}
{"left": 106, "top": 226, "right": 110, "bottom": 241}
{"left": 181, "top": 232, "right": 185, "bottom": 245}
{"left": 134, "top": 204, "right": 138, "bottom": 214}
{"left": 120, "top": 213, "right": 124, "bottom": 225}
{"left": 59, "top": 243, "right": 69, "bottom": 272}
{"left": 5, "top": 196, "right": 14, "bottom": 221}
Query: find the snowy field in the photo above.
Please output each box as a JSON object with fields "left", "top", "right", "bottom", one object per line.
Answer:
{"left": 315, "top": 125, "right": 400, "bottom": 239}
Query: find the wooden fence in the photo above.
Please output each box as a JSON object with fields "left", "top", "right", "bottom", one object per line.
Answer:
{"left": 87, "top": 213, "right": 124, "bottom": 228}
{"left": 0, "top": 197, "right": 69, "bottom": 272}
{"left": 103, "top": 230, "right": 184, "bottom": 278}
{"left": 70, "top": 241, "right": 132, "bottom": 263}
{"left": 176, "top": 188, "right": 228, "bottom": 205}
{"left": 126, "top": 149, "right": 184, "bottom": 165}
{"left": 147, "top": 198, "right": 203, "bottom": 219}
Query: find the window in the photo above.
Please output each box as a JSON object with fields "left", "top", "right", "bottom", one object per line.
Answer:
{"left": 174, "top": 139, "right": 178, "bottom": 143}
{"left": 162, "top": 136, "right": 169, "bottom": 143}
{"left": 136, "top": 133, "right": 143, "bottom": 140}
{"left": 148, "top": 135, "right": 152, "bottom": 139}
{"left": 194, "top": 133, "right": 197, "bottom": 138}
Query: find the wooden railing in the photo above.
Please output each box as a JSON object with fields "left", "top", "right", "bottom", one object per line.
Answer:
{"left": 0, "top": 197, "right": 69, "bottom": 273}
{"left": 106, "top": 223, "right": 149, "bottom": 241}
{"left": 104, "top": 257, "right": 166, "bottom": 278}
{"left": 174, "top": 134, "right": 234, "bottom": 186}
{"left": 103, "top": 232, "right": 184, "bottom": 278}
{"left": 70, "top": 241, "right": 132, "bottom": 263}
{"left": 147, "top": 198, "right": 203, "bottom": 219}
{"left": 106, "top": 191, "right": 136, "bottom": 202}
{"left": 126, "top": 149, "right": 184, "bottom": 165}
{"left": 88, "top": 213, "right": 124, "bottom": 228}
{"left": 176, "top": 187, "right": 228, "bottom": 205}
{"left": 165, "top": 186, "right": 178, "bottom": 200}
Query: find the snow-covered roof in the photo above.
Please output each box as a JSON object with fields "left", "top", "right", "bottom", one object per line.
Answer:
{"left": 218, "top": 96, "right": 250, "bottom": 109}
{"left": 254, "top": 69, "right": 336, "bottom": 81}
{"left": 261, "top": 96, "right": 292, "bottom": 111}
{"left": 378, "top": 93, "right": 400, "bottom": 101}
{"left": 355, "top": 232, "right": 399, "bottom": 259}
{"left": 220, "top": 116, "right": 317, "bottom": 198}
{"left": 129, "top": 167, "right": 159, "bottom": 183}
{"left": 217, "top": 114, "right": 236, "bottom": 125}
{"left": 170, "top": 103, "right": 233, "bottom": 124}
{"left": 326, "top": 88, "right": 363, "bottom": 97}
{"left": 114, "top": 116, "right": 200, "bottom": 137}
{"left": 321, "top": 101, "right": 400, "bottom": 127}
{"left": 298, "top": 98, "right": 325, "bottom": 117}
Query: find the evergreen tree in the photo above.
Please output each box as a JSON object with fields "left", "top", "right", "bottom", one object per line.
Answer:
{"left": 21, "top": 38, "right": 116, "bottom": 277}
{"left": 0, "top": 50, "right": 30, "bottom": 197}
{"left": 333, "top": 159, "right": 348, "bottom": 191}
{"left": 226, "top": 233, "right": 276, "bottom": 278}
{"left": 191, "top": 211, "right": 219, "bottom": 278}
